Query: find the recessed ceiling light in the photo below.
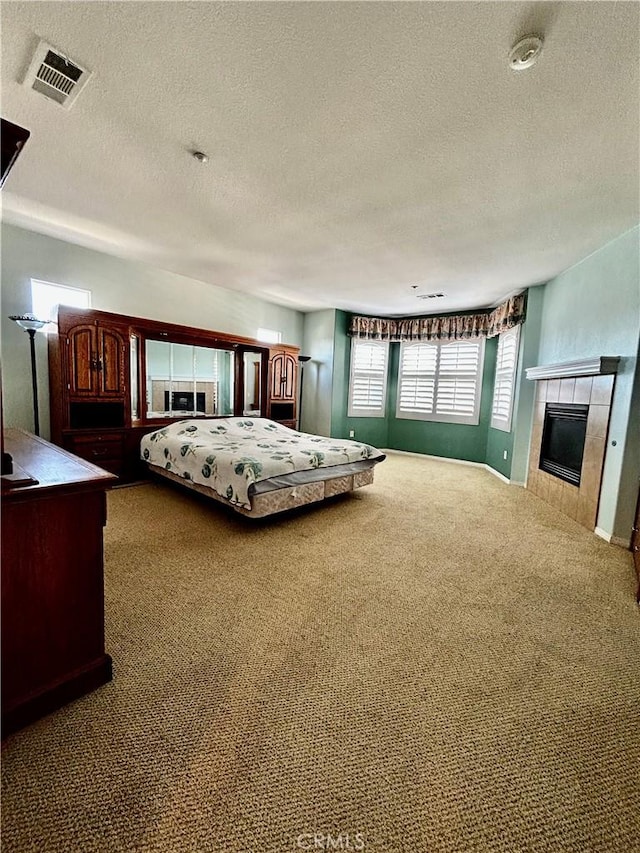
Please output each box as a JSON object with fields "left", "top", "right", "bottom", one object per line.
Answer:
{"left": 508, "top": 35, "right": 544, "bottom": 71}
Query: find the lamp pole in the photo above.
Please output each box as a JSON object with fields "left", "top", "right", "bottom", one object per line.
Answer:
{"left": 297, "top": 355, "right": 311, "bottom": 431}
{"left": 26, "top": 328, "right": 40, "bottom": 435}
{"left": 9, "top": 315, "right": 48, "bottom": 436}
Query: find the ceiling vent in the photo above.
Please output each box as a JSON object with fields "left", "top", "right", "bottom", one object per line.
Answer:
{"left": 417, "top": 292, "right": 446, "bottom": 300}
{"left": 23, "top": 40, "right": 92, "bottom": 108}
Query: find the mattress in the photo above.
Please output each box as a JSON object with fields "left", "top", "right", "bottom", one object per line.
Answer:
{"left": 140, "top": 417, "right": 385, "bottom": 510}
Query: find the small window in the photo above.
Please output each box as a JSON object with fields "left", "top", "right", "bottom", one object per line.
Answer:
{"left": 257, "top": 327, "right": 282, "bottom": 344}
{"left": 397, "top": 339, "right": 485, "bottom": 425}
{"left": 31, "top": 279, "right": 90, "bottom": 331}
{"left": 491, "top": 326, "right": 520, "bottom": 432}
{"left": 348, "top": 339, "right": 389, "bottom": 418}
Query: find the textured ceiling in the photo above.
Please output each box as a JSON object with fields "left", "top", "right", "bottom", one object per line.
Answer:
{"left": 1, "top": 2, "right": 638, "bottom": 316}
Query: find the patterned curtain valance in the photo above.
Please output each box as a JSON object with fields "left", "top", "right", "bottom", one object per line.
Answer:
{"left": 349, "top": 293, "right": 526, "bottom": 342}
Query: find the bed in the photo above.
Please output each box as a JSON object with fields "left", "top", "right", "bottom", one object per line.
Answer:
{"left": 140, "top": 417, "right": 386, "bottom": 518}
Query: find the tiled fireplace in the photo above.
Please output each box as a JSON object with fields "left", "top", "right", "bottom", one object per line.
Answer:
{"left": 525, "top": 357, "right": 619, "bottom": 531}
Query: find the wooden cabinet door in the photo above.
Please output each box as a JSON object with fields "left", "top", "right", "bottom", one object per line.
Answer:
{"left": 281, "top": 352, "right": 296, "bottom": 400}
{"left": 270, "top": 351, "right": 297, "bottom": 401}
{"left": 68, "top": 325, "right": 98, "bottom": 396}
{"left": 98, "top": 327, "right": 126, "bottom": 396}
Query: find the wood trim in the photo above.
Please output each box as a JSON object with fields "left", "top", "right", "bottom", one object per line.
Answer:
{"left": 2, "top": 655, "right": 112, "bottom": 737}
{"left": 526, "top": 356, "right": 620, "bottom": 381}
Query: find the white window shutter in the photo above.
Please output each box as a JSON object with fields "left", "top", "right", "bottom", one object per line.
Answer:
{"left": 397, "top": 339, "right": 485, "bottom": 425}
{"left": 348, "top": 339, "right": 389, "bottom": 417}
{"left": 491, "top": 326, "right": 520, "bottom": 432}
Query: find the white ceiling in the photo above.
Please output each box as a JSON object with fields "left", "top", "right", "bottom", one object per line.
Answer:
{"left": 1, "top": 2, "right": 638, "bottom": 316}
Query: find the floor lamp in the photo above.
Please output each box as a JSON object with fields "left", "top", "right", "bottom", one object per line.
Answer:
{"left": 9, "top": 314, "right": 48, "bottom": 436}
{"left": 297, "top": 355, "right": 311, "bottom": 431}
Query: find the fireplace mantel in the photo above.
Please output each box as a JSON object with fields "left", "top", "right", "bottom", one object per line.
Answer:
{"left": 526, "top": 356, "right": 619, "bottom": 382}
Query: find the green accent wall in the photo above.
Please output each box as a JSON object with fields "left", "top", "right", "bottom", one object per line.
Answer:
{"left": 331, "top": 309, "right": 509, "bottom": 466}
{"left": 485, "top": 423, "right": 514, "bottom": 478}
{"left": 537, "top": 226, "right": 640, "bottom": 539}
{"left": 386, "top": 337, "right": 497, "bottom": 463}
{"left": 331, "top": 310, "right": 390, "bottom": 447}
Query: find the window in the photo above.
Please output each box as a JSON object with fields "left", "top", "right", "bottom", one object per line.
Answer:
{"left": 31, "top": 279, "right": 90, "bottom": 330}
{"left": 348, "top": 339, "right": 389, "bottom": 417}
{"left": 397, "top": 339, "right": 485, "bottom": 425}
{"left": 257, "top": 327, "right": 282, "bottom": 344}
{"left": 491, "top": 326, "right": 520, "bottom": 432}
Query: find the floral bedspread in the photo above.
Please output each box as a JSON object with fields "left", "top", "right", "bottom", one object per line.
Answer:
{"left": 140, "top": 418, "right": 385, "bottom": 509}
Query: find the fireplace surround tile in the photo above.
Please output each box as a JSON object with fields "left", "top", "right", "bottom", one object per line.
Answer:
{"left": 573, "top": 376, "right": 593, "bottom": 404}
{"left": 526, "top": 360, "right": 616, "bottom": 532}
{"left": 580, "top": 436, "right": 606, "bottom": 495}
{"left": 577, "top": 493, "right": 598, "bottom": 529}
{"left": 547, "top": 476, "right": 564, "bottom": 508}
{"left": 561, "top": 482, "right": 580, "bottom": 520}
{"left": 590, "top": 374, "right": 614, "bottom": 405}
{"left": 546, "top": 379, "right": 561, "bottom": 402}
{"left": 586, "top": 404, "right": 610, "bottom": 438}
{"left": 558, "top": 378, "right": 576, "bottom": 402}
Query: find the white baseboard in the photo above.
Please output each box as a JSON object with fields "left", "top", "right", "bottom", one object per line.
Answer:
{"left": 595, "top": 527, "right": 612, "bottom": 542}
{"left": 383, "top": 449, "right": 522, "bottom": 486}
{"left": 484, "top": 465, "right": 510, "bottom": 485}
{"left": 595, "top": 527, "right": 631, "bottom": 549}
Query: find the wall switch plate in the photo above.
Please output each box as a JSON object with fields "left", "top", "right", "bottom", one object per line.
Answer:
{"left": 349, "top": 430, "right": 355, "bottom": 438}
{"left": 503, "top": 450, "right": 508, "bottom": 460}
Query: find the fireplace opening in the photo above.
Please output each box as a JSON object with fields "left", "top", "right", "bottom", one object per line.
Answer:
{"left": 539, "top": 403, "right": 588, "bottom": 486}
{"left": 164, "top": 390, "right": 206, "bottom": 413}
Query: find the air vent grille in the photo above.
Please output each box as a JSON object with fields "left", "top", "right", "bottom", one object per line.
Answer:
{"left": 416, "top": 292, "right": 446, "bottom": 300}
{"left": 24, "top": 41, "right": 92, "bottom": 108}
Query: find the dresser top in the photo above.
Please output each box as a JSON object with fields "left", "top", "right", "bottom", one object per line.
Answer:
{"left": 2, "top": 429, "right": 117, "bottom": 499}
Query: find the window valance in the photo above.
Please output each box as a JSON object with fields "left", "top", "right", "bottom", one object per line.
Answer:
{"left": 349, "top": 293, "right": 526, "bottom": 342}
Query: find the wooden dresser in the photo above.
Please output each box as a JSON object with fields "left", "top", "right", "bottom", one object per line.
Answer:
{"left": 1, "top": 429, "right": 117, "bottom": 736}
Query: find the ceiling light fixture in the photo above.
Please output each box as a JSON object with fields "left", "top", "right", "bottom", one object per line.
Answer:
{"left": 508, "top": 35, "right": 544, "bottom": 71}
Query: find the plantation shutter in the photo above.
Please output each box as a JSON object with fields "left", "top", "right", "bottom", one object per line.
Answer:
{"left": 436, "top": 341, "right": 482, "bottom": 418}
{"left": 348, "top": 339, "right": 389, "bottom": 417}
{"left": 491, "top": 326, "right": 520, "bottom": 432}
{"left": 397, "top": 339, "right": 484, "bottom": 425}
{"left": 398, "top": 342, "right": 437, "bottom": 415}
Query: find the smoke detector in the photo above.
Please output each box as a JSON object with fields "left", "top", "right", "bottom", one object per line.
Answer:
{"left": 508, "top": 35, "right": 544, "bottom": 71}
{"left": 23, "top": 40, "right": 92, "bottom": 108}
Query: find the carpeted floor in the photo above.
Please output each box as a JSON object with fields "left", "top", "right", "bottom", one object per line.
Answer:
{"left": 2, "top": 452, "right": 639, "bottom": 852}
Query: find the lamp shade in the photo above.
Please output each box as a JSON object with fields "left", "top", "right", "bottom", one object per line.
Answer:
{"left": 9, "top": 314, "right": 48, "bottom": 331}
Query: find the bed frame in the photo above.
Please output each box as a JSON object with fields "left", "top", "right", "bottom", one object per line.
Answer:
{"left": 147, "top": 463, "right": 376, "bottom": 518}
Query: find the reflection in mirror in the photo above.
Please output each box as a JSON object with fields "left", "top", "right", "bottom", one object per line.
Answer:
{"left": 243, "top": 352, "right": 262, "bottom": 416}
{"left": 130, "top": 335, "right": 139, "bottom": 419}
{"left": 145, "top": 340, "right": 235, "bottom": 419}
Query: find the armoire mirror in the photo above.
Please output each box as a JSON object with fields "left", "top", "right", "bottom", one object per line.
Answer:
{"left": 144, "top": 339, "right": 235, "bottom": 419}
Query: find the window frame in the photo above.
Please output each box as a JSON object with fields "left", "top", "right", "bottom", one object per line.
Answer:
{"left": 396, "top": 338, "right": 485, "bottom": 426}
{"left": 490, "top": 325, "right": 521, "bottom": 433}
{"left": 256, "top": 327, "right": 282, "bottom": 344}
{"left": 31, "top": 279, "right": 91, "bottom": 331}
{"left": 347, "top": 338, "right": 389, "bottom": 418}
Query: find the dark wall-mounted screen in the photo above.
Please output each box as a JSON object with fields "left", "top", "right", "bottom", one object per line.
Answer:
{"left": 1, "top": 118, "right": 30, "bottom": 190}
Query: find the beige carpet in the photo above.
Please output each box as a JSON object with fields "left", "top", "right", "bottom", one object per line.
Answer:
{"left": 2, "top": 452, "right": 639, "bottom": 852}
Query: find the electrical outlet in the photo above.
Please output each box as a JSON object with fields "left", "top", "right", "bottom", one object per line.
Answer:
{"left": 503, "top": 450, "right": 508, "bottom": 460}
{"left": 349, "top": 430, "right": 355, "bottom": 438}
